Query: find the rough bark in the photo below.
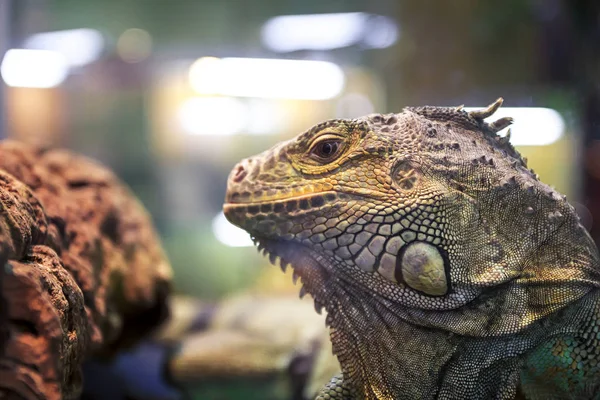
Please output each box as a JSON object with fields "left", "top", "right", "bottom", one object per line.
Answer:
{"left": 0, "top": 140, "right": 172, "bottom": 399}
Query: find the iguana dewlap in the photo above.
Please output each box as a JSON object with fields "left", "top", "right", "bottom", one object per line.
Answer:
{"left": 223, "top": 99, "right": 600, "bottom": 399}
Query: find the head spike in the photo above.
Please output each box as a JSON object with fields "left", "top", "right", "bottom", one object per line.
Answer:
{"left": 469, "top": 97, "right": 504, "bottom": 120}
{"left": 489, "top": 116, "right": 513, "bottom": 133}
{"left": 498, "top": 128, "right": 512, "bottom": 145}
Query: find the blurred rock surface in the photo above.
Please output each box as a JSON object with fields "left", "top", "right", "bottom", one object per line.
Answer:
{"left": 0, "top": 140, "right": 172, "bottom": 400}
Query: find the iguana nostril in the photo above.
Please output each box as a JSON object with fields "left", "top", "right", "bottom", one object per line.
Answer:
{"left": 232, "top": 164, "right": 247, "bottom": 183}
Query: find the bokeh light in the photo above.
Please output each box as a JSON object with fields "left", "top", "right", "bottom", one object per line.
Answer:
{"left": 24, "top": 28, "right": 104, "bottom": 68}
{"left": 1, "top": 49, "right": 69, "bottom": 88}
{"left": 117, "top": 28, "right": 153, "bottom": 63}
{"left": 189, "top": 57, "right": 345, "bottom": 100}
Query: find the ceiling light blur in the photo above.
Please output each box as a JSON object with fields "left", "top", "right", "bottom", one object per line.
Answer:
{"left": 177, "top": 96, "right": 248, "bottom": 136}
{"left": 261, "top": 12, "right": 399, "bottom": 52}
{"left": 24, "top": 28, "right": 103, "bottom": 67}
{"left": 189, "top": 57, "right": 345, "bottom": 100}
{"left": 463, "top": 107, "right": 565, "bottom": 146}
{"left": 212, "top": 212, "right": 254, "bottom": 247}
{"left": 177, "top": 96, "right": 286, "bottom": 136}
{"left": 1, "top": 49, "right": 69, "bottom": 88}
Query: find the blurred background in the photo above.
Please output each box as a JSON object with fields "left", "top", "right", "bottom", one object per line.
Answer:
{"left": 1, "top": 0, "right": 600, "bottom": 398}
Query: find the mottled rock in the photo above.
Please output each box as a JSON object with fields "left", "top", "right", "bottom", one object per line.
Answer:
{"left": 0, "top": 140, "right": 172, "bottom": 400}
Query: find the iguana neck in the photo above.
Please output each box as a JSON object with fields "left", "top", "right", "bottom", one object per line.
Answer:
{"left": 324, "top": 289, "right": 457, "bottom": 400}
{"left": 325, "top": 284, "right": 600, "bottom": 400}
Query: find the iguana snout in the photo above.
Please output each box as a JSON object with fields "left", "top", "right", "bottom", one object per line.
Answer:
{"left": 224, "top": 152, "right": 342, "bottom": 241}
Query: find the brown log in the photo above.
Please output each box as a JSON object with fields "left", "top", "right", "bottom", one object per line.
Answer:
{"left": 0, "top": 140, "right": 172, "bottom": 399}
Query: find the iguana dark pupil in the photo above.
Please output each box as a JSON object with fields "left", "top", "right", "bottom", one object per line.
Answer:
{"left": 316, "top": 140, "right": 338, "bottom": 158}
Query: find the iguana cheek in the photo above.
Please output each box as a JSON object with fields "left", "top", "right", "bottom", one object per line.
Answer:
{"left": 374, "top": 236, "right": 406, "bottom": 282}
{"left": 399, "top": 242, "right": 448, "bottom": 296}
{"left": 377, "top": 253, "right": 398, "bottom": 282}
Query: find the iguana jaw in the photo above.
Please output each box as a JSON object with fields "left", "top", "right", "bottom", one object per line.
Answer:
{"left": 223, "top": 191, "right": 342, "bottom": 242}
{"left": 224, "top": 180, "right": 351, "bottom": 311}
{"left": 223, "top": 191, "right": 338, "bottom": 213}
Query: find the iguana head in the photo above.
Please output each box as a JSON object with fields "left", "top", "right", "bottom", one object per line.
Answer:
{"left": 223, "top": 99, "right": 599, "bottom": 337}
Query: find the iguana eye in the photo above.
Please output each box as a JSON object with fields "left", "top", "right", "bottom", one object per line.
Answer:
{"left": 309, "top": 138, "right": 343, "bottom": 162}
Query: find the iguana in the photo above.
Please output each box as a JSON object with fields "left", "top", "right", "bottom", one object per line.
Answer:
{"left": 223, "top": 98, "right": 600, "bottom": 399}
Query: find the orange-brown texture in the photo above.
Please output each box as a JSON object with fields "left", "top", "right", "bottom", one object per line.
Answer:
{"left": 0, "top": 140, "right": 172, "bottom": 400}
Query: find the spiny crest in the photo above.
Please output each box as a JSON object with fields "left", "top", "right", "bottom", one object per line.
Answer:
{"left": 407, "top": 97, "right": 512, "bottom": 134}
{"left": 408, "top": 97, "right": 528, "bottom": 168}
{"left": 466, "top": 98, "right": 525, "bottom": 167}
{"left": 467, "top": 98, "right": 514, "bottom": 135}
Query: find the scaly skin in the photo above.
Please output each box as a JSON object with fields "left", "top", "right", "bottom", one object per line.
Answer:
{"left": 223, "top": 99, "right": 600, "bottom": 399}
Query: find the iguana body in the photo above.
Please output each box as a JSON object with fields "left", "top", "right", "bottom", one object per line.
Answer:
{"left": 223, "top": 99, "right": 600, "bottom": 399}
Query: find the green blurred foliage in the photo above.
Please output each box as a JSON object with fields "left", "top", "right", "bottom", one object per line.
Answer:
{"left": 162, "top": 224, "right": 263, "bottom": 299}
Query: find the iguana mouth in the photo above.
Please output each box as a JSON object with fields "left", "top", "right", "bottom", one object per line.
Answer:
{"left": 252, "top": 236, "right": 330, "bottom": 314}
{"left": 224, "top": 191, "right": 339, "bottom": 207}
{"left": 223, "top": 192, "right": 339, "bottom": 229}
